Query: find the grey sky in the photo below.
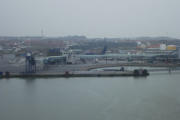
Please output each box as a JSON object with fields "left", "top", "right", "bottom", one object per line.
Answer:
{"left": 0, "top": 0, "right": 180, "bottom": 38}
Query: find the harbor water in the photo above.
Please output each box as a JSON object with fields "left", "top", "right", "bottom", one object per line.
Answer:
{"left": 0, "top": 71, "right": 180, "bottom": 120}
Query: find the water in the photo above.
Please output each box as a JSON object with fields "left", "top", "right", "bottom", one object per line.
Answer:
{"left": 0, "top": 72, "right": 180, "bottom": 120}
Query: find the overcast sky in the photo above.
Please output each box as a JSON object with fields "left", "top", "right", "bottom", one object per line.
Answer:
{"left": 0, "top": 0, "right": 179, "bottom": 38}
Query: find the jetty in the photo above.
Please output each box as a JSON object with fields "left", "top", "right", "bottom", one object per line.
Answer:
{"left": 0, "top": 69, "right": 149, "bottom": 78}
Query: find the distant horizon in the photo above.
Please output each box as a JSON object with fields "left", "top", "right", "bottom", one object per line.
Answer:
{"left": 0, "top": 35, "right": 179, "bottom": 39}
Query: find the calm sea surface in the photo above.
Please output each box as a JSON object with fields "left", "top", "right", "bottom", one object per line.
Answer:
{"left": 0, "top": 71, "right": 180, "bottom": 120}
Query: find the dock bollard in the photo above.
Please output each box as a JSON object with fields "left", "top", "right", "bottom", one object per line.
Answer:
{"left": 0, "top": 72, "right": 3, "bottom": 78}
{"left": 133, "top": 69, "right": 149, "bottom": 76}
{"left": 133, "top": 69, "right": 140, "bottom": 76}
{"left": 5, "top": 72, "right": 10, "bottom": 77}
{"left": 64, "top": 71, "right": 70, "bottom": 77}
{"left": 142, "top": 69, "right": 149, "bottom": 76}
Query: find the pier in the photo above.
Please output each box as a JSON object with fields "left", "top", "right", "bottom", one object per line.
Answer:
{"left": 0, "top": 70, "right": 149, "bottom": 78}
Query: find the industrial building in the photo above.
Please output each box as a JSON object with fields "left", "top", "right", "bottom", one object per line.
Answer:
{"left": 43, "top": 56, "right": 67, "bottom": 65}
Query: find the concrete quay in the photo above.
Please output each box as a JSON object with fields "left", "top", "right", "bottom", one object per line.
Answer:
{"left": 2, "top": 62, "right": 179, "bottom": 78}
{"left": 0, "top": 70, "right": 148, "bottom": 78}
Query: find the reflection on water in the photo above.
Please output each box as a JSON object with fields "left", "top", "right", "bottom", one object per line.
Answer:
{"left": 0, "top": 72, "right": 180, "bottom": 120}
